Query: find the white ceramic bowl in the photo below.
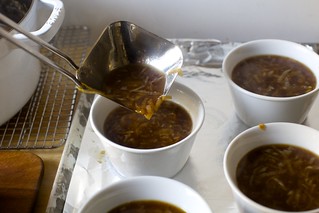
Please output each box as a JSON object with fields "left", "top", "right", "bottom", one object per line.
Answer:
{"left": 223, "top": 122, "right": 319, "bottom": 213}
{"left": 90, "top": 81, "right": 205, "bottom": 177}
{"left": 223, "top": 39, "right": 319, "bottom": 127}
{"left": 79, "top": 176, "right": 212, "bottom": 213}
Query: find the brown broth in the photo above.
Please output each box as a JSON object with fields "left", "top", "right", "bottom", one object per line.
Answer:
{"left": 108, "top": 200, "right": 186, "bottom": 213}
{"left": 232, "top": 55, "right": 316, "bottom": 97}
{"left": 101, "top": 63, "right": 166, "bottom": 119}
{"left": 236, "top": 144, "right": 319, "bottom": 211}
{"left": 103, "top": 100, "right": 192, "bottom": 149}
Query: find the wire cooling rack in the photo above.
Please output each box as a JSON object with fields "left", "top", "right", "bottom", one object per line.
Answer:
{"left": 0, "top": 26, "right": 90, "bottom": 149}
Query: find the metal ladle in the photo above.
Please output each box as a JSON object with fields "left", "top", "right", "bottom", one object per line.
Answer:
{"left": 0, "top": 13, "right": 183, "bottom": 115}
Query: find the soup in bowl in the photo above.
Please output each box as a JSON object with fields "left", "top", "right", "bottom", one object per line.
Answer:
{"left": 223, "top": 39, "right": 319, "bottom": 126}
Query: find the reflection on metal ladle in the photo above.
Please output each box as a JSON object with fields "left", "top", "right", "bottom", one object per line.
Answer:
{"left": 0, "top": 13, "right": 183, "bottom": 118}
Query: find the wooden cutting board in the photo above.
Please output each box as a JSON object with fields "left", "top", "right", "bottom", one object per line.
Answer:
{"left": 0, "top": 151, "right": 44, "bottom": 213}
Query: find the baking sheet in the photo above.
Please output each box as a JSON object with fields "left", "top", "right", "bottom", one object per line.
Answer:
{"left": 60, "top": 41, "right": 319, "bottom": 212}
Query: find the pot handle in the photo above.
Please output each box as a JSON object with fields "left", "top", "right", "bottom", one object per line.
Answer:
{"left": 13, "top": 0, "right": 64, "bottom": 42}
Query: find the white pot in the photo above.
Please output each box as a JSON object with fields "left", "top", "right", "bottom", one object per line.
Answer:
{"left": 0, "top": 0, "right": 64, "bottom": 126}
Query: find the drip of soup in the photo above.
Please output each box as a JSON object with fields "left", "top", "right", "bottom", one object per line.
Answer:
{"left": 232, "top": 55, "right": 316, "bottom": 97}
{"left": 103, "top": 100, "right": 192, "bottom": 149}
{"left": 236, "top": 144, "right": 319, "bottom": 211}
{"left": 108, "top": 200, "right": 186, "bottom": 213}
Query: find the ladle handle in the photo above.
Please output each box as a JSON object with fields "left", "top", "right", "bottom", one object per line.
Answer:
{"left": 0, "top": 13, "right": 83, "bottom": 88}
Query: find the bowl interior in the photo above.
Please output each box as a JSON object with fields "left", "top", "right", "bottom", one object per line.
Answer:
{"left": 225, "top": 123, "right": 319, "bottom": 181}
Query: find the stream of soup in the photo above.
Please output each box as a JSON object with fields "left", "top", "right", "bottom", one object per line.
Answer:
{"left": 79, "top": 63, "right": 169, "bottom": 119}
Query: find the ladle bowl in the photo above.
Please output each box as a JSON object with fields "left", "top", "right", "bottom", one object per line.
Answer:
{"left": 0, "top": 14, "right": 183, "bottom": 115}
{"left": 77, "top": 21, "right": 183, "bottom": 97}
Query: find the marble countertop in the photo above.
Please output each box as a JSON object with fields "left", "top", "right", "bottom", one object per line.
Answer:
{"left": 46, "top": 40, "right": 319, "bottom": 213}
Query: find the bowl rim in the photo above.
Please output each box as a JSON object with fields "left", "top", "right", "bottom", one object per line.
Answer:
{"left": 79, "top": 176, "right": 212, "bottom": 213}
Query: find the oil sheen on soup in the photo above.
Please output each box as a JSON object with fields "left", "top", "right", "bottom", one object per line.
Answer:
{"left": 232, "top": 55, "right": 316, "bottom": 97}
{"left": 108, "top": 200, "right": 186, "bottom": 213}
{"left": 236, "top": 144, "right": 319, "bottom": 211}
{"left": 103, "top": 100, "right": 192, "bottom": 149}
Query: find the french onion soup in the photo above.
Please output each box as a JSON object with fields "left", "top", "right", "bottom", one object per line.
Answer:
{"left": 103, "top": 100, "right": 192, "bottom": 149}
{"left": 236, "top": 144, "right": 319, "bottom": 211}
{"left": 232, "top": 55, "right": 316, "bottom": 97}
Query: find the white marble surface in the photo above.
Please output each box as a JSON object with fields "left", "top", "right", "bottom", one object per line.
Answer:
{"left": 62, "top": 42, "right": 319, "bottom": 213}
